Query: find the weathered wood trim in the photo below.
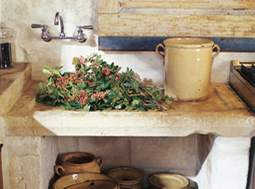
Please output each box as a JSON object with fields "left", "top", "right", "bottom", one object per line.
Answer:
{"left": 120, "top": 8, "right": 255, "bottom": 15}
{"left": 123, "top": 0, "right": 255, "bottom": 9}
{"left": 98, "top": 14, "right": 255, "bottom": 38}
{"left": 98, "top": 36, "right": 255, "bottom": 52}
{"left": 98, "top": 0, "right": 255, "bottom": 51}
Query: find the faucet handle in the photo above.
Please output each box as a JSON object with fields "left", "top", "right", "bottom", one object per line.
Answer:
{"left": 77, "top": 25, "right": 93, "bottom": 30}
{"left": 31, "top": 24, "right": 48, "bottom": 29}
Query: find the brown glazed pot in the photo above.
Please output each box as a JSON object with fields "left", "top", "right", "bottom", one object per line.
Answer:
{"left": 53, "top": 172, "right": 120, "bottom": 189}
{"left": 54, "top": 152, "right": 104, "bottom": 176}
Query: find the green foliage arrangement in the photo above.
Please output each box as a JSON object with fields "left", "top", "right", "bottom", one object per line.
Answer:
{"left": 34, "top": 53, "right": 171, "bottom": 111}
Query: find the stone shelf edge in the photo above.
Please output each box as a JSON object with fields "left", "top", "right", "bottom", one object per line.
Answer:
{"left": 4, "top": 80, "right": 255, "bottom": 137}
{"left": 0, "top": 63, "right": 31, "bottom": 116}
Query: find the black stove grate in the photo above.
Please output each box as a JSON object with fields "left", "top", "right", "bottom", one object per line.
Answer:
{"left": 237, "top": 64, "right": 255, "bottom": 88}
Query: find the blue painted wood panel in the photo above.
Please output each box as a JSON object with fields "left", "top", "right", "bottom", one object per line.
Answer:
{"left": 98, "top": 37, "right": 255, "bottom": 52}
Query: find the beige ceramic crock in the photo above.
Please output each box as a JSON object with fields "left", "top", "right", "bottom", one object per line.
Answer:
{"left": 156, "top": 37, "right": 220, "bottom": 101}
{"left": 54, "top": 152, "right": 104, "bottom": 176}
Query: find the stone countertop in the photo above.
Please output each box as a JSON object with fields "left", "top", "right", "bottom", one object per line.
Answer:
{"left": 4, "top": 79, "right": 255, "bottom": 137}
{"left": 0, "top": 63, "right": 31, "bottom": 116}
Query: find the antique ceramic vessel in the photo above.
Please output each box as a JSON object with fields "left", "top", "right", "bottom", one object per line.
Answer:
{"left": 156, "top": 37, "right": 220, "bottom": 101}
{"left": 149, "top": 173, "right": 190, "bottom": 189}
{"left": 108, "top": 166, "right": 144, "bottom": 189}
{"left": 54, "top": 152, "right": 104, "bottom": 176}
{"left": 53, "top": 172, "right": 120, "bottom": 189}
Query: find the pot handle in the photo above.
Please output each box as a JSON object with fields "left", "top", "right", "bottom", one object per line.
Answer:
{"left": 156, "top": 43, "right": 165, "bottom": 60}
{"left": 54, "top": 165, "right": 65, "bottom": 176}
{"left": 212, "top": 44, "right": 220, "bottom": 59}
{"left": 96, "top": 157, "right": 104, "bottom": 168}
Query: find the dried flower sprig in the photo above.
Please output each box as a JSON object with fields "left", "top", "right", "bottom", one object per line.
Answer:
{"left": 34, "top": 53, "right": 171, "bottom": 111}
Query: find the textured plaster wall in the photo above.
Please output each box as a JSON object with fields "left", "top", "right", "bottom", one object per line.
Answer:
{"left": 1, "top": 0, "right": 98, "bottom": 80}
{"left": 0, "top": 0, "right": 166, "bottom": 83}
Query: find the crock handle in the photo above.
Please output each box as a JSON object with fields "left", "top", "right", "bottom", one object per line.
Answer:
{"left": 96, "top": 157, "right": 104, "bottom": 168}
{"left": 54, "top": 165, "right": 65, "bottom": 176}
{"left": 212, "top": 44, "right": 220, "bottom": 59}
{"left": 156, "top": 43, "right": 165, "bottom": 60}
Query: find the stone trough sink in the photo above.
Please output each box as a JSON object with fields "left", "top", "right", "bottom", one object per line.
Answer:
{"left": 1, "top": 62, "right": 255, "bottom": 189}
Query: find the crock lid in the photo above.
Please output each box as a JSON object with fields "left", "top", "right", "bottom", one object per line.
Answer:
{"left": 163, "top": 37, "right": 214, "bottom": 48}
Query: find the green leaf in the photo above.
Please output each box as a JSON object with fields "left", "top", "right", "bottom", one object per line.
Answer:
{"left": 96, "top": 55, "right": 101, "bottom": 62}
{"left": 78, "top": 83, "right": 87, "bottom": 89}
{"left": 132, "top": 99, "right": 140, "bottom": 106}
{"left": 54, "top": 66, "right": 63, "bottom": 70}
{"left": 116, "top": 67, "right": 121, "bottom": 72}
{"left": 81, "top": 64, "right": 87, "bottom": 74}
{"left": 115, "top": 104, "right": 122, "bottom": 109}
{"left": 124, "top": 83, "right": 132, "bottom": 87}
{"left": 44, "top": 82, "right": 47, "bottom": 90}
{"left": 53, "top": 70, "right": 61, "bottom": 77}
{"left": 97, "top": 73, "right": 102, "bottom": 79}
{"left": 39, "top": 82, "right": 44, "bottom": 90}
{"left": 98, "top": 59, "right": 104, "bottom": 64}
{"left": 104, "top": 81, "right": 111, "bottom": 89}
{"left": 38, "top": 94, "right": 48, "bottom": 98}
{"left": 33, "top": 89, "right": 41, "bottom": 92}
{"left": 83, "top": 104, "right": 91, "bottom": 111}
{"left": 50, "top": 95, "right": 56, "bottom": 99}
{"left": 42, "top": 69, "right": 51, "bottom": 76}
{"left": 57, "top": 91, "right": 64, "bottom": 98}
{"left": 165, "top": 96, "right": 172, "bottom": 105}
{"left": 69, "top": 81, "right": 74, "bottom": 86}
{"left": 72, "top": 57, "right": 80, "bottom": 66}
{"left": 44, "top": 100, "right": 55, "bottom": 106}
{"left": 44, "top": 65, "right": 52, "bottom": 71}
{"left": 88, "top": 99, "right": 97, "bottom": 103}
{"left": 140, "top": 106, "right": 145, "bottom": 111}
{"left": 151, "top": 102, "right": 155, "bottom": 110}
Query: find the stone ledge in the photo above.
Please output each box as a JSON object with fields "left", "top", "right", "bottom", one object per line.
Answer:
{"left": 4, "top": 81, "right": 255, "bottom": 137}
{"left": 0, "top": 63, "right": 31, "bottom": 116}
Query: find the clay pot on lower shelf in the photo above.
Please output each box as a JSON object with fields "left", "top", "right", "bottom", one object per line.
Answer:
{"left": 54, "top": 152, "right": 104, "bottom": 176}
{"left": 148, "top": 173, "right": 190, "bottom": 189}
{"left": 53, "top": 172, "right": 120, "bottom": 189}
{"left": 107, "top": 166, "right": 144, "bottom": 189}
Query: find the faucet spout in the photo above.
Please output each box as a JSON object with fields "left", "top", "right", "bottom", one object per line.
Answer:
{"left": 54, "top": 12, "right": 65, "bottom": 38}
{"left": 32, "top": 12, "right": 93, "bottom": 43}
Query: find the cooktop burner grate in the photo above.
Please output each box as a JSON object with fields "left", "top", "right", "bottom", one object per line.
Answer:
{"left": 229, "top": 60, "right": 255, "bottom": 114}
{"left": 239, "top": 64, "right": 255, "bottom": 87}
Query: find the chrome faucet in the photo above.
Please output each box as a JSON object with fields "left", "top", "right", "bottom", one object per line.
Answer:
{"left": 54, "top": 12, "right": 65, "bottom": 38}
{"left": 31, "top": 12, "right": 93, "bottom": 43}
{"left": 31, "top": 24, "right": 52, "bottom": 42}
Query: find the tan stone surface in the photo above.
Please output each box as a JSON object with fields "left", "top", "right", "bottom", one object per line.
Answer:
{"left": 0, "top": 63, "right": 31, "bottom": 116}
{"left": 5, "top": 136, "right": 58, "bottom": 189}
{"left": 4, "top": 80, "right": 255, "bottom": 137}
{"left": 6, "top": 136, "right": 42, "bottom": 188}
